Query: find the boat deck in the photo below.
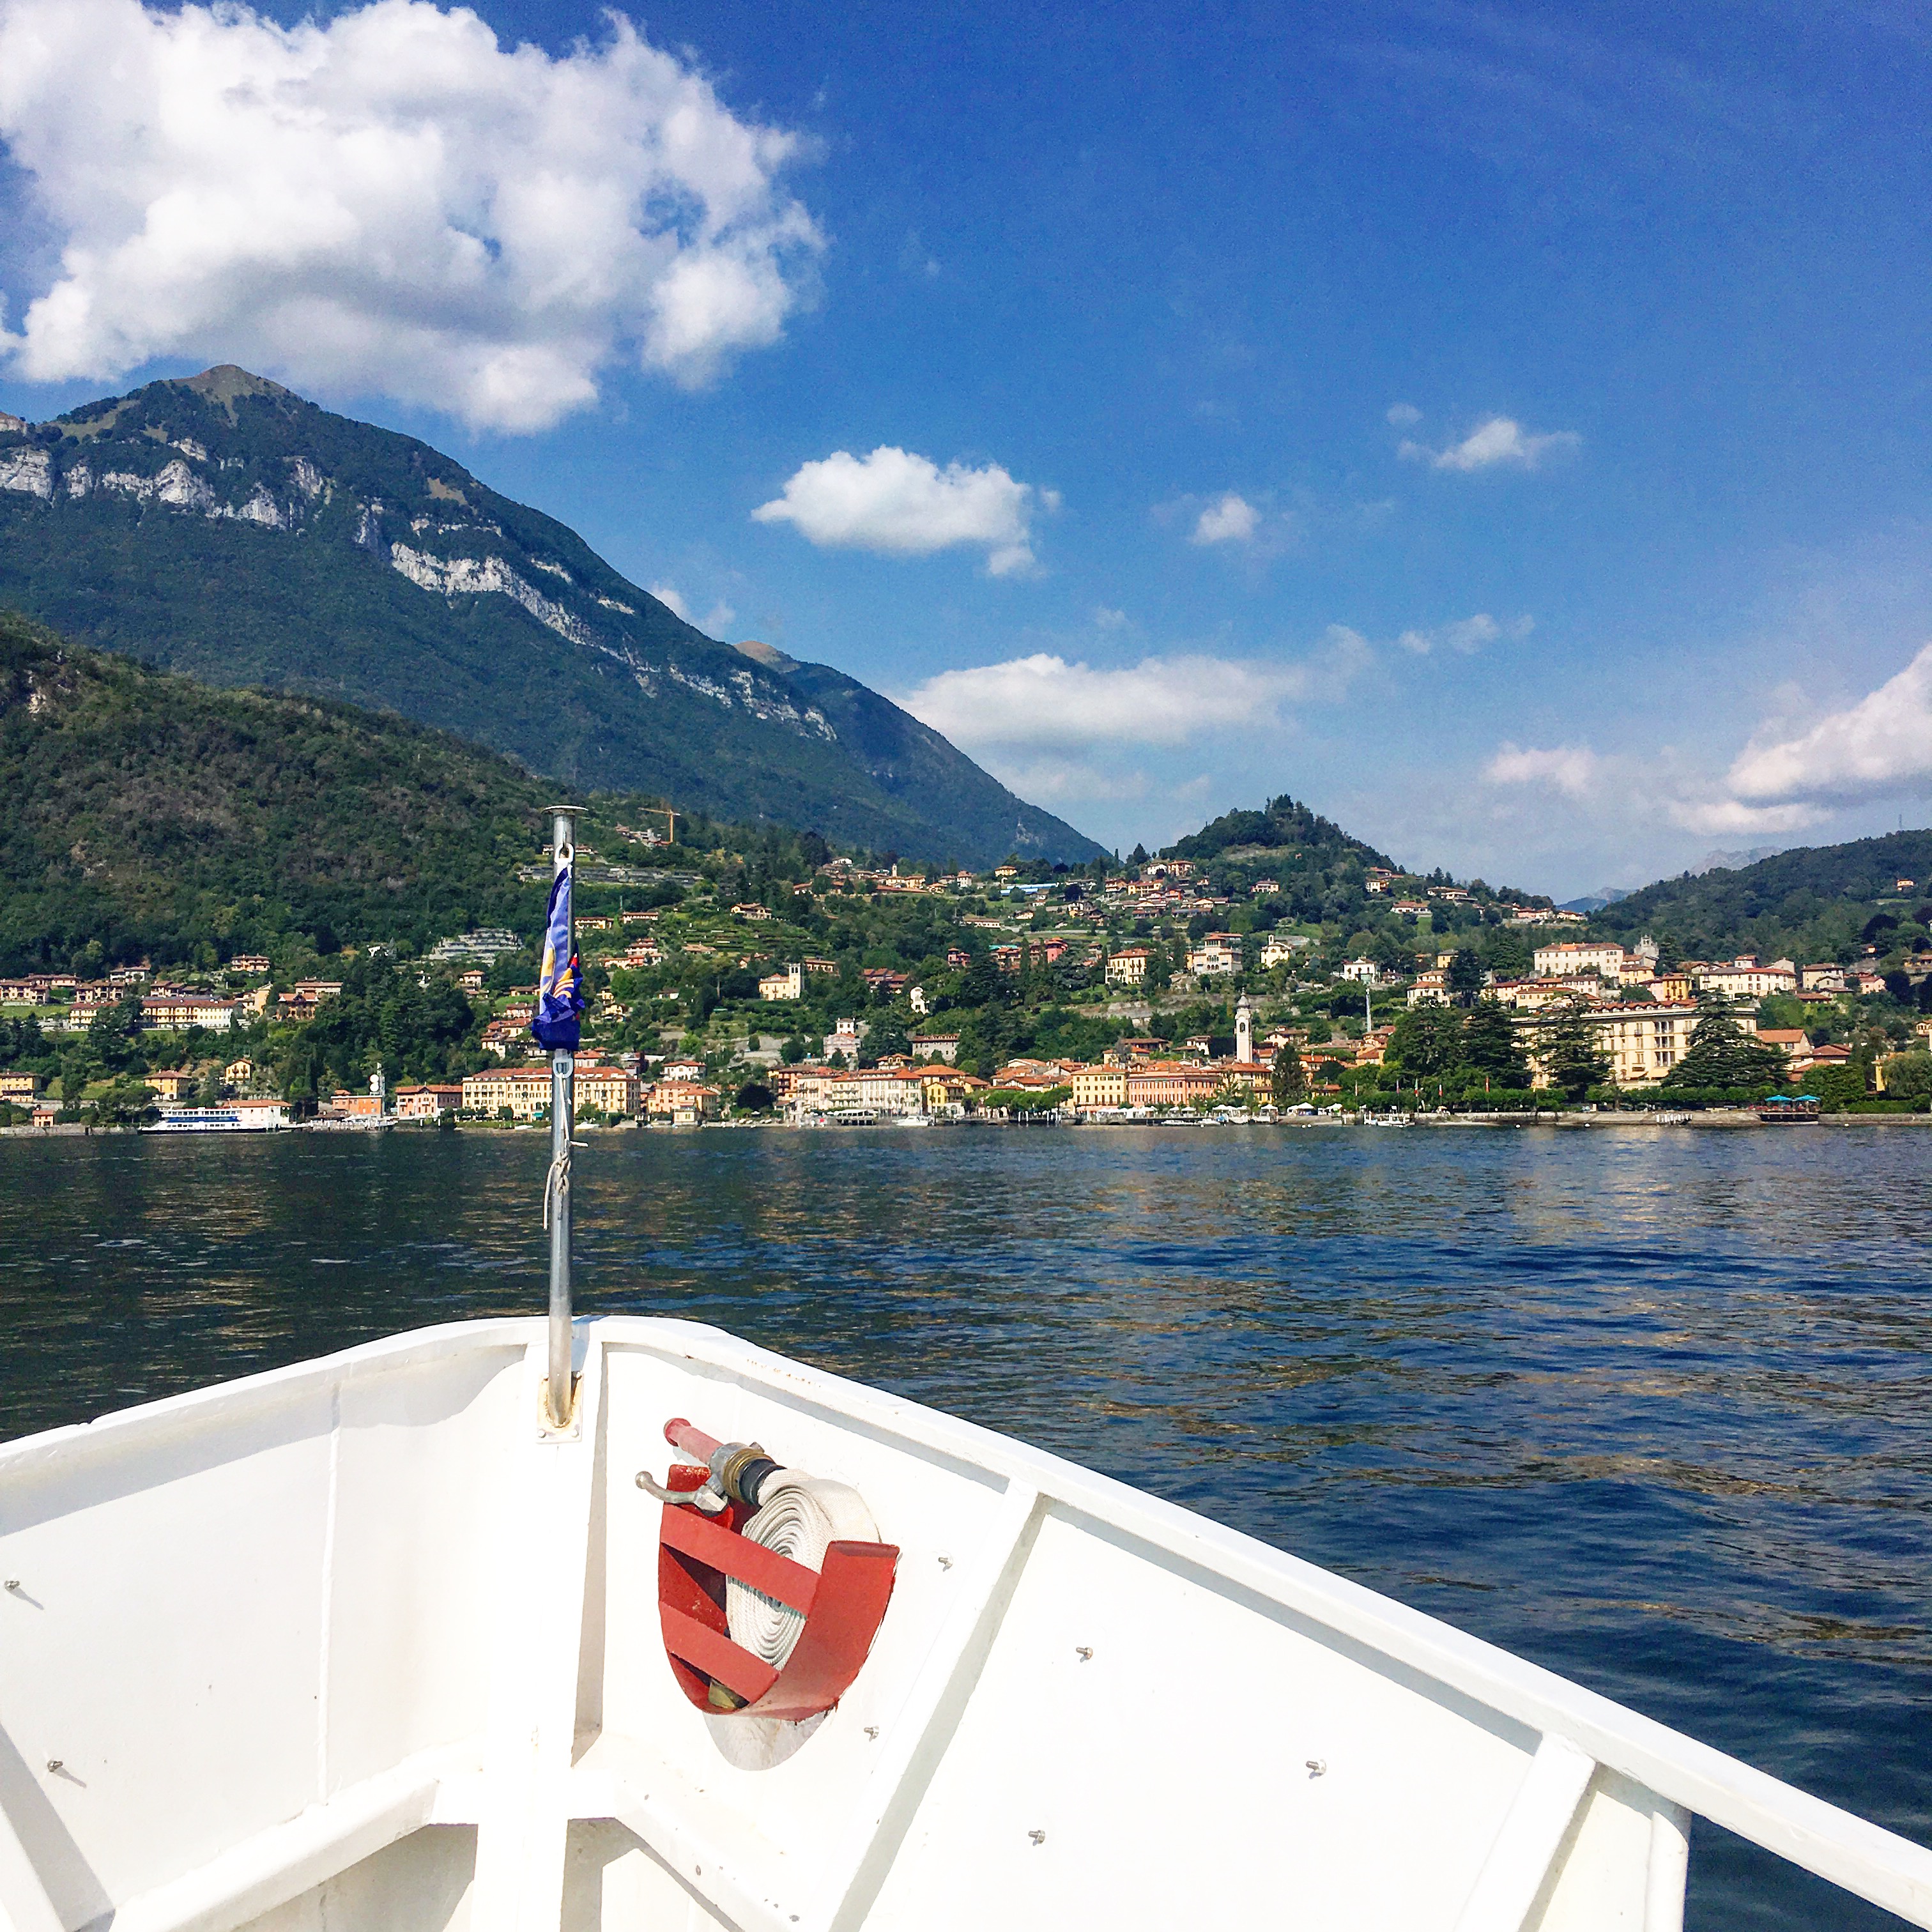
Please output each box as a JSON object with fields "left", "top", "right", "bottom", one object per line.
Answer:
{"left": 2, "top": 1317, "right": 1929, "bottom": 1931}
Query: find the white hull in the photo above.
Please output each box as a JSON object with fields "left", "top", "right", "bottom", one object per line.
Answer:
{"left": 2, "top": 1317, "right": 1928, "bottom": 1932}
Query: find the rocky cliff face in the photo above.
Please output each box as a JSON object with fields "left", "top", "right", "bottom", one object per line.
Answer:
{"left": 0, "top": 369, "right": 1102, "bottom": 865}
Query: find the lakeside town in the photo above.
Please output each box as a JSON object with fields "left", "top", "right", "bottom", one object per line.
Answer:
{"left": 6, "top": 828, "right": 1931, "bottom": 1135}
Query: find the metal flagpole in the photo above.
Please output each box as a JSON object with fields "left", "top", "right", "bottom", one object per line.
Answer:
{"left": 545, "top": 805, "right": 578, "bottom": 1427}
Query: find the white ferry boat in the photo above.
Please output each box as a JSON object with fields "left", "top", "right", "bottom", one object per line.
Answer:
{"left": 142, "top": 1100, "right": 290, "bottom": 1133}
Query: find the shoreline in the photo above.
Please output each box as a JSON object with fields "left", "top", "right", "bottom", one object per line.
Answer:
{"left": 8, "top": 1110, "right": 1931, "bottom": 1140}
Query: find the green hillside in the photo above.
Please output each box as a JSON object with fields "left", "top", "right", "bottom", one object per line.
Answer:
{"left": 0, "top": 367, "right": 1102, "bottom": 867}
{"left": 1589, "top": 832, "right": 1932, "bottom": 963}
{"left": 0, "top": 609, "right": 567, "bottom": 970}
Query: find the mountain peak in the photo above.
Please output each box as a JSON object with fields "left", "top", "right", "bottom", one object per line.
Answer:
{"left": 0, "top": 371, "right": 1107, "bottom": 865}
{"left": 732, "top": 638, "right": 796, "bottom": 672}
{"left": 174, "top": 364, "right": 295, "bottom": 411}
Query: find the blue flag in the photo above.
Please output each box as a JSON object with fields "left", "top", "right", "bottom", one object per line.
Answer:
{"left": 531, "top": 868, "right": 583, "bottom": 1052}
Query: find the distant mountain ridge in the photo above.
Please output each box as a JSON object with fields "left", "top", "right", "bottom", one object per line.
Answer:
{"left": 1588, "top": 829, "right": 1932, "bottom": 961}
{"left": 0, "top": 367, "right": 1102, "bottom": 867}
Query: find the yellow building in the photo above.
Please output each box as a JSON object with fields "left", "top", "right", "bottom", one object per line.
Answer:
{"left": 645, "top": 1080, "right": 721, "bottom": 1125}
{"left": 921, "top": 1069, "right": 987, "bottom": 1113}
{"left": 1513, "top": 1004, "right": 1703, "bottom": 1088}
{"left": 1070, "top": 1065, "right": 1128, "bottom": 1110}
{"left": 462, "top": 1066, "right": 552, "bottom": 1119}
{"left": 576, "top": 1066, "right": 640, "bottom": 1117}
{"left": 758, "top": 964, "right": 804, "bottom": 1000}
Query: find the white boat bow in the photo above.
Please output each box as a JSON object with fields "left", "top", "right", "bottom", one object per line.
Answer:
{"left": 2, "top": 1316, "right": 1929, "bottom": 1932}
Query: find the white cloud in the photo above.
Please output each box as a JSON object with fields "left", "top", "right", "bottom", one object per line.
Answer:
{"left": 1665, "top": 796, "right": 1819, "bottom": 836}
{"left": 1398, "top": 612, "right": 1533, "bottom": 655}
{"left": 900, "top": 632, "right": 1367, "bottom": 752}
{"left": 1483, "top": 742, "right": 1604, "bottom": 798}
{"left": 1385, "top": 402, "right": 1422, "bottom": 427}
{"left": 753, "top": 446, "right": 1046, "bottom": 575}
{"left": 1726, "top": 643, "right": 1932, "bottom": 805}
{"left": 1191, "top": 492, "right": 1259, "bottom": 545}
{"left": 1092, "top": 605, "right": 1128, "bottom": 630}
{"left": 0, "top": 0, "right": 821, "bottom": 430}
{"left": 647, "top": 583, "right": 735, "bottom": 635}
{"left": 1400, "top": 416, "right": 1580, "bottom": 473}
{"left": 1483, "top": 737, "right": 1823, "bottom": 838}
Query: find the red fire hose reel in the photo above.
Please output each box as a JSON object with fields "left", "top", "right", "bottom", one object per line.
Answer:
{"left": 640, "top": 1417, "right": 898, "bottom": 1721}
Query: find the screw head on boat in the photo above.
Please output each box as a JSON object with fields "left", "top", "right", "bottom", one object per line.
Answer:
{"left": 4, "top": 1579, "right": 18, "bottom": 1591}
{"left": 1075, "top": 1646, "right": 1092, "bottom": 1660}
{"left": 1306, "top": 1759, "right": 1326, "bottom": 1777}
{"left": 937, "top": 1554, "right": 952, "bottom": 1568}
{"left": 1029, "top": 1829, "right": 1046, "bottom": 1844}
{"left": 45, "top": 1760, "right": 61, "bottom": 1774}
{"left": 864, "top": 1726, "right": 879, "bottom": 1739}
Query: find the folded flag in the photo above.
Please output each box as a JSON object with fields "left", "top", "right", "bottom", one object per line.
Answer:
{"left": 531, "top": 867, "right": 583, "bottom": 1052}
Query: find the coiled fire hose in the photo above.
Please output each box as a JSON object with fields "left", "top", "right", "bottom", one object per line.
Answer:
{"left": 640, "top": 1418, "right": 880, "bottom": 1682}
{"left": 728, "top": 1471, "right": 878, "bottom": 1669}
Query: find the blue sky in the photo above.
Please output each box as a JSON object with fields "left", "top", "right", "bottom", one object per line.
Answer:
{"left": 2, "top": 0, "right": 1929, "bottom": 894}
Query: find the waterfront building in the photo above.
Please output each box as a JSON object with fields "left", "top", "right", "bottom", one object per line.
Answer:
{"left": 0, "top": 1071, "right": 42, "bottom": 1103}
{"left": 1104, "top": 947, "right": 1152, "bottom": 985}
{"left": 1124, "top": 1061, "right": 1225, "bottom": 1107}
{"left": 910, "top": 1032, "right": 961, "bottom": 1063}
{"left": 1512, "top": 1003, "right": 1702, "bottom": 1088}
{"left": 394, "top": 1084, "right": 463, "bottom": 1120}
{"left": 831, "top": 1068, "right": 928, "bottom": 1115}
{"left": 920, "top": 1068, "right": 986, "bottom": 1114}
{"left": 462, "top": 1066, "right": 552, "bottom": 1119}
{"left": 147, "top": 1070, "right": 199, "bottom": 1100}
{"left": 646, "top": 1081, "right": 722, "bottom": 1125}
{"left": 576, "top": 1066, "right": 640, "bottom": 1118}
{"left": 1234, "top": 992, "right": 1255, "bottom": 1064}
{"left": 1793, "top": 1041, "right": 1853, "bottom": 1075}
{"left": 1070, "top": 1065, "right": 1128, "bottom": 1111}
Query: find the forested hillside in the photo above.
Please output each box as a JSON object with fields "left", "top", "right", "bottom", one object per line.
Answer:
{"left": 1590, "top": 832, "right": 1932, "bottom": 963}
{"left": 0, "top": 610, "right": 560, "bottom": 969}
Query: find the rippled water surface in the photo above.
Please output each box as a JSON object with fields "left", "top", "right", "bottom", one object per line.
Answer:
{"left": 4, "top": 1123, "right": 1931, "bottom": 1928}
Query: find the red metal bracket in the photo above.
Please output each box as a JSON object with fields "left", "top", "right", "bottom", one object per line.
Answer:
{"left": 656, "top": 1450, "right": 898, "bottom": 1720}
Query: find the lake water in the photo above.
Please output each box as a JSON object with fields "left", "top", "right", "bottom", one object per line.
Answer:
{"left": 4, "top": 1123, "right": 1930, "bottom": 1928}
